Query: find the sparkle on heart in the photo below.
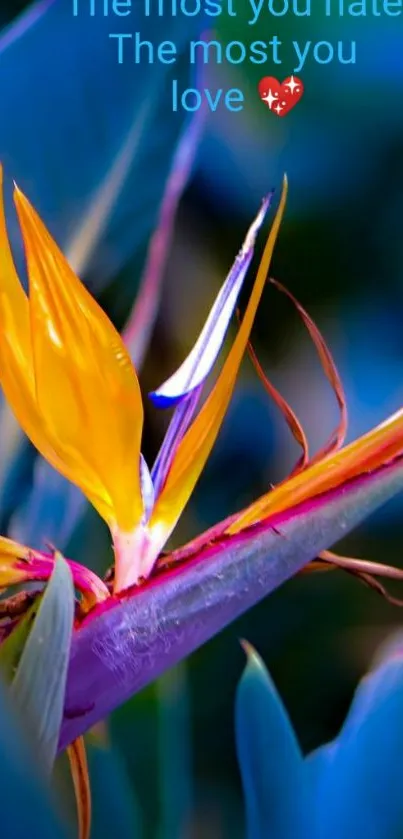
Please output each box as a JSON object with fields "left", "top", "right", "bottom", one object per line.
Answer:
{"left": 258, "top": 75, "right": 304, "bottom": 116}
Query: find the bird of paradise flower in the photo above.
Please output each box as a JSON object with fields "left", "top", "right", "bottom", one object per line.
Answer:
{"left": 1, "top": 169, "right": 403, "bottom": 837}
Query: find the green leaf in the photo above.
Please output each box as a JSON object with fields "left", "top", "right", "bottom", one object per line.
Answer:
{"left": 0, "top": 597, "right": 41, "bottom": 682}
{"left": 11, "top": 555, "right": 75, "bottom": 775}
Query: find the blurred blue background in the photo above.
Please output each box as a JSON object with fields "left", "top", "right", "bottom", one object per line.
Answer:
{"left": 1, "top": 1, "right": 403, "bottom": 836}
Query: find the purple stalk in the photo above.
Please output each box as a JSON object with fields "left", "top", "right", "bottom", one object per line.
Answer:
{"left": 151, "top": 384, "right": 203, "bottom": 499}
{"left": 59, "top": 458, "right": 403, "bottom": 750}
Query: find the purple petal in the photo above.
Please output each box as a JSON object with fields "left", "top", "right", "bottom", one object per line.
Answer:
{"left": 151, "top": 385, "right": 202, "bottom": 499}
{"left": 60, "top": 456, "right": 403, "bottom": 749}
{"left": 149, "top": 194, "right": 273, "bottom": 409}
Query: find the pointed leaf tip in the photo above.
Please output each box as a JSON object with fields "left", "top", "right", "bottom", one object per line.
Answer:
{"left": 369, "top": 631, "right": 403, "bottom": 671}
{"left": 11, "top": 554, "right": 75, "bottom": 775}
{"left": 240, "top": 639, "right": 266, "bottom": 673}
{"left": 236, "top": 644, "right": 308, "bottom": 839}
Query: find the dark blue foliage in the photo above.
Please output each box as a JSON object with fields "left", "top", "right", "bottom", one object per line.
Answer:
{"left": 0, "top": 683, "right": 67, "bottom": 838}
{"left": 236, "top": 639, "right": 403, "bottom": 839}
{"left": 88, "top": 737, "right": 144, "bottom": 839}
{"left": 156, "top": 664, "right": 193, "bottom": 839}
{"left": 0, "top": 0, "right": 199, "bottom": 287}
{"left": 309, "top": 638, "right": 403, "bottom": 839}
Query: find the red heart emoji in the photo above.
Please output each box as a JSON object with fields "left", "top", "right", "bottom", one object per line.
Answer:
{"left": 258, "top": 76, "right": 304, "bottom": 116}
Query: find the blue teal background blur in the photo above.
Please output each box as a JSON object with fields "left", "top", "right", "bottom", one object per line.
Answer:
{"left": 1, "top": 2, "right": 403, "bottom": 836}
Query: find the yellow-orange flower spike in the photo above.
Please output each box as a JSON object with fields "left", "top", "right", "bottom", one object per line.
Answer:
{"left": 0, "top": 169, "right": 144, "bottom": 533}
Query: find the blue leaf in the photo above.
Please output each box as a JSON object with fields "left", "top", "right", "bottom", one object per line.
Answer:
{"left": 0, "top": 681, "right": 67, "bottom": 837}
{"left": 235, "top": 644, "right": 308, "bottom": 839}
{"left": 156, "top": 663, "right": 193, "bottom": 839}
{"left": 88, "top": 733, "right": 144, "bottom": 839}
{"left": 304, "top": 741, "right": 335, "bottom": 795}
{"left": 310, "top": 633, "right": 403, "bottom": 839}
{"left": 11, "top": 555, "right": 75, "bottom": 775}
{"left": 8, "top": 454, "right": 86, "bottom": 550}
{"left": 0, "top": 0, "right": 199, "bottom": 286}
{"left": 0, "top": 435, "right": 36, "bottom": 534}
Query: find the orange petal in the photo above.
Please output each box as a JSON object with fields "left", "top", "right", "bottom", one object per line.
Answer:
{"left": 0, "top": 169, "right": 48, "bottom": 469}
{"left": 0, "top": 535, "right": 29, "bottom": 589}
{"left": 0, "top": 167, "right": 31, "bottom": 368}
{"left": 147, "top": 176, "right": 288, "bottom": 550}
{"left": 6, "top": 185, "right": 144, "bottom": 531}
{"left": 0, "top": 172, "right": 114, "bottom": 522}
{"left": 227, "top": 407, "right": 403, "bottom": 534}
